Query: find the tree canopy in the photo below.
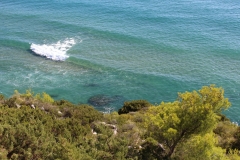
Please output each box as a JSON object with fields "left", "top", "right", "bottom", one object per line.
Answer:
{"left": 143, "top": 85, "right": 231, "bottom": 159}
{"left": 0, "top": 85, "right": 239, "bottom": 159}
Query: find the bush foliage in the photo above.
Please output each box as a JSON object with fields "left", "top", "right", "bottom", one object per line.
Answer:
{"left": 0, "top": 85, "right": 239, "bottom": 159}
{"left": 118, "top": 99, "right": 151, "bottom": 115}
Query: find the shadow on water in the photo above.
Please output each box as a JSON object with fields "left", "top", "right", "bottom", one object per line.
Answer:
{"left": 49, "top": 94, "right": 59, "bottom": 98}
{"left": 87, "top": 94, "right": 126, "bottom": 112}
{"left": 83, "top": 83, "right": 100, "bottom": 87}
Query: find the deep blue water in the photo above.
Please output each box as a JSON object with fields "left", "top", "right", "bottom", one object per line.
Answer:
{"left": 1, "top": 0, "right": 240, "bottom": 122}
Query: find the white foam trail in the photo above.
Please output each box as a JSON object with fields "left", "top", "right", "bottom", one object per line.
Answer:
{"left": 30, "top": 38, "right": 76, "bottom": 61}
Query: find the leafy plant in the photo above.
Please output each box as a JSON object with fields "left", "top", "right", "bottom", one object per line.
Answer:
{"left": 118, "top": 100, "right": 151, "bottom": 114}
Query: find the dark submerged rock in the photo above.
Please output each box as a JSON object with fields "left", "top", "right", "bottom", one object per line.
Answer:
{"left": 88, "top": 95, "right": 112, "bottom": 106}
{"left": 49, "top": 94, "right": 59, "bottom": 98}
{"left": 88, "top": 95, "right": 126, "bottom": 107}
{"left": 84, "top": 83, "right": 99, "bottom": 87}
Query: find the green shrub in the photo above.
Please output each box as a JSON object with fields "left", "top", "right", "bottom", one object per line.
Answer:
{"left": 118, "top": 100, "right": 151, "bottom": 115}
{"left": 35, "top": 92, "right": 54, "bottom": 103}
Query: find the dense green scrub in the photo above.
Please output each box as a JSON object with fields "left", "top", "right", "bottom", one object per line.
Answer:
{"left": 0, "top": 86, "right": 240, "bottom": 159}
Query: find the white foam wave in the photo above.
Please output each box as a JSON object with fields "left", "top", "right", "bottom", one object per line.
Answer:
{"left": 30, "top": 38, "right": 76, "bottom": 61}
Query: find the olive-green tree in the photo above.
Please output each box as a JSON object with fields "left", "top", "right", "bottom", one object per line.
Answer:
{"left": 144, "top": 85, "right": 231, "bottom": 159}
{"left": 118, "top": 100, "right": 151, "bottom": 115}
{"left": 175, "top": 133, "right": 227, "bottom": 160}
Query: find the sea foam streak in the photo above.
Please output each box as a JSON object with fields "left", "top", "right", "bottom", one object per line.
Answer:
{"left": 30, "top": 38, "right": 76, "bottom": 61}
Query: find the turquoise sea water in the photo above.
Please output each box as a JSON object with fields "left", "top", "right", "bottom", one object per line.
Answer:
{"left": 1, "top": 0, "right": 240, "bottom": 122}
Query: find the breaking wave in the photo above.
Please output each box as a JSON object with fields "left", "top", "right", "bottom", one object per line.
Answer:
{"left": 30, "top": 38, "right": 76, "bottom": 61}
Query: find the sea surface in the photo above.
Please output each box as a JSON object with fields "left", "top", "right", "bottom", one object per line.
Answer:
{"left": 1, "top": 0, "right": 240, "bottom": 122}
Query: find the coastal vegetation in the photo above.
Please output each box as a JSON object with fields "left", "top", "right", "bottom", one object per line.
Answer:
{"left": 0, "top": 85, "right": 240, "bottom": 159}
